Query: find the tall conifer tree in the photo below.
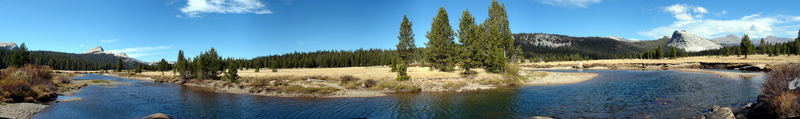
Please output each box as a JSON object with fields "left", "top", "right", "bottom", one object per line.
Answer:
{"left": 425, "top": 7, "right": 458, "bottom": 72}
{"left": 396, "top": 15, "right": 415, "bottom": 80}
{"left": 458, "top": 10, "right": 480, "bottom": 74}
{"left": 740, "top": 34, "right": 753, "bottom": 59}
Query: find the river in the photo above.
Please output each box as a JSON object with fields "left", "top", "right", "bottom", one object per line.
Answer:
{"left": 34, "top": 70, "right": 764, "bottom": 118}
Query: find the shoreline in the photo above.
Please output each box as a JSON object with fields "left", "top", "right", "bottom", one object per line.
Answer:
{"left": 103, "top": 68, "right": 600, "bottom": 98}
{"left": 0, "top": 74, "right": 127, "bottom": 119}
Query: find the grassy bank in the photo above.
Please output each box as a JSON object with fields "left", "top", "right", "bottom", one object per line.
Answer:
{"left": 758, "top": 63, "right": 800, "bottom": 118}
{"left": 0, "top": 65, "right": 63, "bottom": 103}
{"left": 112, "top": 66, "right": 598, "bottom": 98}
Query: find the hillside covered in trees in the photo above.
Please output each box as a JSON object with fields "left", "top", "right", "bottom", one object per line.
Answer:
{"left": 0, "top": 45, "right": 143, "bottom": 70}
{"left": 514, "top": 33, "right": 670, "bottom": 61}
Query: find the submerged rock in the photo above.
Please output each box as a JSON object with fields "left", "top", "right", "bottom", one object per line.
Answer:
{"left": 530, "top": 116, "right": 553, "bottom": 119}
{"left": 705, "top": 106, "right": 735, "bottom": 119}
{"left": 142, "top": 113, "right": 171, "bottom": 119}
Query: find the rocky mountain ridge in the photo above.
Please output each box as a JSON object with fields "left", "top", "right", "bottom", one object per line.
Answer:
{"left": 0, "top": 42, "right": 17, "bottom": 50}
{"left": 666, "top": 30, "right": 723, "bottom": 52}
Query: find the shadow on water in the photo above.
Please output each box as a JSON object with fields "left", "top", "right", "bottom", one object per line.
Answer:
{"left": 34, "top": 70, "right": 763, "bottom": 119}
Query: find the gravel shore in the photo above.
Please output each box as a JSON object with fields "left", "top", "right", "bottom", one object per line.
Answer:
{"left": 0, "top": 103, "right": 48, "bottom": 119}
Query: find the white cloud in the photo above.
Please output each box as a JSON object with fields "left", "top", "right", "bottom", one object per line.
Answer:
{"left": 180, "top": 0, "right": 272, "bottom": 17}
{"left": 537, "top": 0, "right": 602, "bottom": 8}
{"left": 107, "top": 46, "right": 171, "bottom": 58}
{"left": 663, "top": 4, "right": 708, "bottom": 22}
{"left": 126, "top": 52, "right": 161, "bottom": 58}
{"left": 100, "top": 39, "right": 119, "bottom": 43}
{"left": 638, "top": 4, "right": 800, "bottom": 39}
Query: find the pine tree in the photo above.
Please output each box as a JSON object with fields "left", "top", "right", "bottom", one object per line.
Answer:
{"left": 656, "top": 46, "right": 664, "bottom": 59}
{"left": 270, "top": 61, "right": 278, "bottom": 72}
{"left": 176, "top": 50, "right": 191, "bottom": 79}
{"left": 740, "top": 34, "right": 753, "bottom": 59}
{"left": 669, "top": 47, "right": 677, "bottom": 59}
{"left": 487, "top": 0, "right": 516, "bottom": 62}
{"left": 194, "top": 48, "right": 224, "bottom": 80}
{"left": 794, "top": 33, "right": 800, "bottom": 55}
{"left": 225, "top": 60, "right": 239, "bottom": 82}
{"left": 480, "top": 0, "right": 514, "bottom": 73}
{"left": 135, "top": 64, "right": 143, "bottom": 73}
{"left": 759, "top": 39, "right": 767, "bottom": 54}
{"left": 396, "top": 15, "right": 415, "bottom": 80}
{"left": 157, "top": 58, "right": 170, "bottom": 76}
{"left": 115, "top": 58, "right": 123, "bottom": 72}
{"left": 9, "top": 43, "right": 30, "bottom": 67}
{"left": 458, "top": 9, "right": 480, "bottom": 74}
{"left": 425, "top": 7, "right": 458, "bottom": 72}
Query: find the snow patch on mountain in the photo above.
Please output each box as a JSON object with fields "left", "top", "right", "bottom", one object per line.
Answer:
{"left": 0, "top": 42, "right": 18, "bottom": 50}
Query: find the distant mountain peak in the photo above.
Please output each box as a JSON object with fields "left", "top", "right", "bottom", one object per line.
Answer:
{"left": 0, "top": 42, "right": 18, "bottom": 50}
{"left": 84, "top": 46, "right": 106, "bottom": 54}
{"left": 83, "top": 46, "right": 131, "bottom": 59}
{"left": 667, "top": 30, "right": 722, "bottom": 52}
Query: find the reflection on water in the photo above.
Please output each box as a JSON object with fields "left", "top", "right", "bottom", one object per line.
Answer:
{"left": 34, "top": 70, "right": 763, "bottom": 118}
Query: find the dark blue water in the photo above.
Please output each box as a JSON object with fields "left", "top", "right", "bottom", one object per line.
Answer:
{"left": 34, "top": 70, "right": 764, "bottom": 119}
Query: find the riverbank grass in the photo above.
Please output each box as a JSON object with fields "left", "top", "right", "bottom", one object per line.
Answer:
{"left": 761, "top": 63, "right": 800, "bottom": 118}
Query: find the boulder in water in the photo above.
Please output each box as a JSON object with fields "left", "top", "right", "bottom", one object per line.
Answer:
{"left": 705, "top": 106, "right": 735, "bottom": 119}
{"left": 142, "top": 113, "right": 171, "bottom": 119}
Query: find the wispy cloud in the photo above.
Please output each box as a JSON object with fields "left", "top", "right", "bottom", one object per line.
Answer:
{"left": 638, "top": 4, "right": 800, "bottom": 39}
{"left": 180, "top": 0, "right": 272, "bottom": 17}
{"left": 100, "top": 39, "right": 119, "bottom": 43}
{"left": 107, "top": 46, "right": 171, "bottom": 58}
{"left": 536, "top": 0, "right": 602, "bottom": 8}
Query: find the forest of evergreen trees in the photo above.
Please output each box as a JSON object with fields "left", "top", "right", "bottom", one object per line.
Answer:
{"left": 247, "top": 49, "right": 398, "bottom": 69}
{"left": 0, "top": 43, "right": 142, "bottom": 70}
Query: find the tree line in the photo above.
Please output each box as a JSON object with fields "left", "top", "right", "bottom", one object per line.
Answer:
{"left": 714, "top": 34, "right": 800, "bottom": 58}
{"left": 634, "top": 33, "right": 800, "bottom": 59}
{"left": 1, "top": 43, "right": 141, "bottom": 70}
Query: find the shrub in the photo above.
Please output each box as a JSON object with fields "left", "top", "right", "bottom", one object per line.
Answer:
{"left": 0, "top": 65, "right": 57, "bottom": 103}
{"left": 307, "top": 75, "right": 335, "bottom": 81}
{"left": 339, "top": 75, "right": 359, "bottom": 84}
{"left": 373, "top": 81, "right": 420, "bottom": 92}
{"left": 280, "top": 85, "right": 340, "bottom": 95}
{"left": 443, "top": 82, "right": 466, "bottom": 90}
{"left": 362, "top": 79, "right": 377, "bottom": 88}
{"left": 249, "top": 76, "right": 291, "bottom": 88}
{"left": 762, "top": 63, "right": 800, "bottom": 118}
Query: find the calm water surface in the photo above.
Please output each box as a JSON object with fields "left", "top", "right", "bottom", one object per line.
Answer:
{"left": 34, "top": 70, "right": 764, "bottom": 119}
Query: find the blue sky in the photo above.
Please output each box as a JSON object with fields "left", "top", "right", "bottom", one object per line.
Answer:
{"left": 1, "top": 0, "right": 799, "bottom": 62}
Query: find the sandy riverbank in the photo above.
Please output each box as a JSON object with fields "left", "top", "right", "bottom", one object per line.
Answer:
{"left": 675, "top": 69, "right": 763, "bottom": 79}
{"left": 520, "top": 71, "right": 600, "bottom": 86}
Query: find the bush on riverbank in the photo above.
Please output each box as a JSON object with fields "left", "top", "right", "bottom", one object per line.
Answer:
{"left": 762, "top": 63, "right": 800, "bottom": 118}
{"left": 0, "top": 65, "right": 59, "bottom": 103}
{"left": 279, "top": 85, "right": 340, "bottom": 95}
{"left": 372, "top": 81, "right": 421, "bottom": 92}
